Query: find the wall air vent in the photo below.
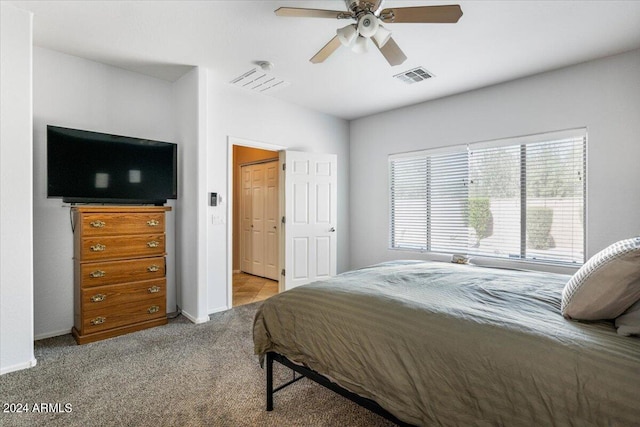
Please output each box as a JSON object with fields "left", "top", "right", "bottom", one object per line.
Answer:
{"left": 230, "top": 68, "right": 290, "bottom": 94}
{"left": 393, "top": 67, "right": 434, "bottom": 84}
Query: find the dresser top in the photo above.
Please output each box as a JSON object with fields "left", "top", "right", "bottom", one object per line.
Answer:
{"left": 71, "top": 206, "right": 171, "bottom": 213}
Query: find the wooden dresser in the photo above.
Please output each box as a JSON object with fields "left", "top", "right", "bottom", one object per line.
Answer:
{"left": 72, "top": 206, "right": 171, "bottom": 344}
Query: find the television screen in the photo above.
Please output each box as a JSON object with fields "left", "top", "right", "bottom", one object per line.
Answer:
{"left": 47, "top": 125, "right": 177, "bottom": 205}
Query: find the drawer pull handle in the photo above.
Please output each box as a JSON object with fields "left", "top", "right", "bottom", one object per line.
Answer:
{"left": 147, "top": 265, "right": 160, "bottom": 272}
{"left": 147, "top": 241, "right": 160, "bottom": 248}
{"left": 148, "top": 286, "right": 161, "bottom": 294}
{"left": 90, "top": 294, "right": 106, "bottom": 302}
{"left": 147, "top": 305, "right": 160, "bottom": 314}
{"left": 90, "top": 243, "right": 106, "bottom": 252}
{"left": 90, "top": 220, "right": 106, "bottom": 228}
{"left": 147, "top": 219, "right": 160, "bottom": 227}
{"left": 90, "top": 316, "right": 106, "bottom": 325}
{"left": 89, "top": 270, "right": 106, "bottom": 278}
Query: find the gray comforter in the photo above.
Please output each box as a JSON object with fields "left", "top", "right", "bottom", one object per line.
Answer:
{"left": 253, "top": 261, "right": 640, "bottom": 426}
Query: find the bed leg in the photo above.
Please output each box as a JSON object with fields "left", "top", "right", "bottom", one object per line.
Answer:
{"left": 266, "top": 352, "right": 274, "bottom": 411}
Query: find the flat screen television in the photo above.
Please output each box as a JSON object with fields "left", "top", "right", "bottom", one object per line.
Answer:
{"left": 47, "top": 125, "right": 177, "bottom": 205}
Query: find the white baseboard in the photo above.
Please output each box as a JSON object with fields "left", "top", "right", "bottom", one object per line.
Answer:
{"left": 35, "top": 328, "right": 72, "bottom": 341}
{"left": 1, "top": 357, "right": 37, "bottom": 376}
{"left": 181, "top": 309, "right": 210, "bottom": 324}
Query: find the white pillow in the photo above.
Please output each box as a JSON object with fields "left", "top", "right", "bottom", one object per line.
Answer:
{"left": 561, "top": 237, "right": 640, "bottom": 320}
{"left": 615, "top": 300, "right": 640, "bottom": 336}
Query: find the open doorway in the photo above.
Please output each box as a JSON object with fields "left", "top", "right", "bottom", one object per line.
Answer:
{"left": 231, "top": 143, "right": 280, "bottom": 307}
{"left": 227, "top": 137, "right": 338, "bottom": 309}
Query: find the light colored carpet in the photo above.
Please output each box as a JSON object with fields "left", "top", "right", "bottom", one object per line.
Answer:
{"left": 0, "top": 303, "right": 393, "bottom": 427}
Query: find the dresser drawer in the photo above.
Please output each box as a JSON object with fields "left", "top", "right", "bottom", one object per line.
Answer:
{"left": 82, "top": 279, "right": 166, "bottom": 311}
{"left": 78, "top": 257, "right": 165, "bottom": 287}
{"left": 78, "top": 234, "right": 165, "bottom": 261}
{"left": 82, "top": 297, "right": 166, "bottom": 335}
{"left": 79, "top": 212, "right": 165, "bottom": 236}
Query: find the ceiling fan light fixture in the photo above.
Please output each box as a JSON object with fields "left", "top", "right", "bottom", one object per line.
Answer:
{"left": 372, "top": 24, "right": 391, "bottom": 47}
{"left": 336, "top": 24, "right": 358, "bottom": 46}
{"left": 351, "top": 35, "right": 368, "bottom": 54}
{"left": 357, "top": 12, "right": 379, "bottom": 38}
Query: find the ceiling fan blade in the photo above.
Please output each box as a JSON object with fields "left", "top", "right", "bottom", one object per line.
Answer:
{"left": 275, "top": 7, "right": 348, "bottom": 19}
{"left": 380, "top": 5, "right": 463, "bottom": 23}
{"left": 374, "top": 37, "right": 407, "bottom": 66}
{"left": 310, "top": 36, "right": 342, "bottom": 64}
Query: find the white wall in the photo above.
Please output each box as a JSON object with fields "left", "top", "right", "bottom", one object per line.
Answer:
{"left": 350, "top": 49, "right": 640, "bottom": 272}
{"left": 0, "top": 3, "right": 36, "bottom": 375}
{"left": 205, "top": 80, "right": 350, "bottom": 314}
{"left": 172, "top": 67, "right": 209, "bottom": 323}
{"left": 32, "top": 47, "right": 177, "bottom": 339}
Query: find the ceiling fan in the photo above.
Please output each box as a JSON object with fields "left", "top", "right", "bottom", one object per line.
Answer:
{"left": 275, "top": 1, "right": 463, "bottom": 66}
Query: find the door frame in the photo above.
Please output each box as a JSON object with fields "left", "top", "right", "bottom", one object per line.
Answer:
{"left": 226, "top": 136, "right": 285, "bottom": 309}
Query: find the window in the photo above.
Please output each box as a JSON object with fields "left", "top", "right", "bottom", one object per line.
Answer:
{"left": 389, "top": 129, "right": 586, "bottom": 265}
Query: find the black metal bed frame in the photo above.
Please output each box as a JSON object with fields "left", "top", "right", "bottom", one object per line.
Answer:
{"left": 265, "top": 352, "right": 415, "bottom": 426}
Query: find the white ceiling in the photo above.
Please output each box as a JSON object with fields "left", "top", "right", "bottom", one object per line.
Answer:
{"left": 9, "top": 0, "right": 640, "bottom": 120}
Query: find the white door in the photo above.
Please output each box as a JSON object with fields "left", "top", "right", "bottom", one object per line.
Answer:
{"left": 240, "top": 166, "right": 253, "bottom": 273}
{"left": 280, "top": 150, "right": 337, "bottom": 290}
{"left": 240, "top": 161, "right": 279, "bottom": 281}
{"left": 264, "top": 162, "right": 279, "bottom": 280}
{"left": 250, "top": 164, "right": 265, "bottom": 276}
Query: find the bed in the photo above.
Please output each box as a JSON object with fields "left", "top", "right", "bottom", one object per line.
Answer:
{"left": 253, "top": 260, "right": 640, "bottom": 426}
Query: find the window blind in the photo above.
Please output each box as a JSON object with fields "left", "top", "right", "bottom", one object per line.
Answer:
{"left": 389, "top": 129, "right": 586, "bottom": 265}
{"left": 430, "top": 152, "right": 469, "bottom": 253}
{"left": 389, "top": 157, "right": 428, "bottom": 250}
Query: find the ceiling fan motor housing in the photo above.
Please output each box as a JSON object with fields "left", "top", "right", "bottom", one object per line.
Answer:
{"left": 345, "top": 0, "right": 360, "bottom": 12}
{"left": 346, "top": 0, "right": 384, "bottom": 13}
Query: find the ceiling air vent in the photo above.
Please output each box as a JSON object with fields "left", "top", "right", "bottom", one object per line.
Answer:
{"left": 393, "top": 67, "right": 434, "bottom": 84}
{"left": 230, "top": 68, "right": 290, "bottom": 94}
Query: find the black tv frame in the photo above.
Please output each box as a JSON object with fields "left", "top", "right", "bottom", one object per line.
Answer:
{"left": 47, "top": 125, "right": 177, "bottom": 206}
